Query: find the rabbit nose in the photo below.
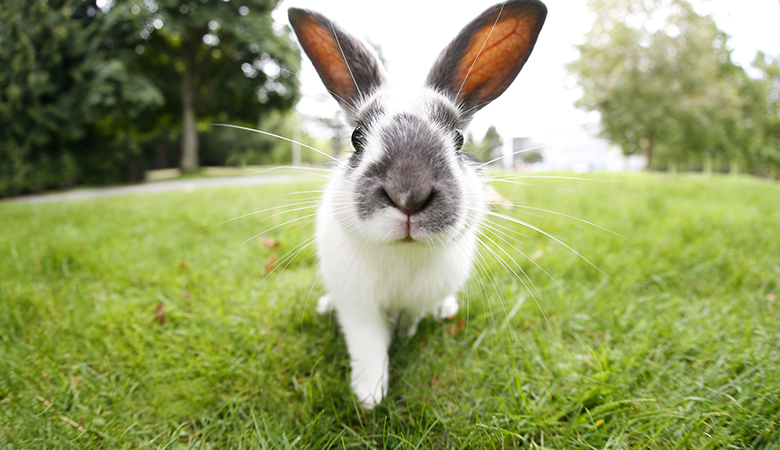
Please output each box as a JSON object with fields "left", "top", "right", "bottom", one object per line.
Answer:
{"left": 380, "top": 186, "right": 436, "bottom": 216}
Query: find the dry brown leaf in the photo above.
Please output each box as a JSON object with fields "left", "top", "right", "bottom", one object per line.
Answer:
{"left": 263, "top": 238, "right": 280, "bottom": 249}
{"left": 264, "top": 254, "right": 279, "bottom": 273}
{"left": 154, "top": 302, "right": 166, "bottom": 325}
{"left": 445, "top": 318, "right": 466, "bottom": 337}
{"left": 485, "top": 186, "right": 513, "bottom": 210}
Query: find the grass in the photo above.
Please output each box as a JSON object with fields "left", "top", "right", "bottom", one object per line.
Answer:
{"left": 1, "top": 172, "right": 779, "bottom": 449}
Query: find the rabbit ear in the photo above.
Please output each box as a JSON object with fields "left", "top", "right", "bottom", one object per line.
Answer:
{"left": 426, "top": 0, "right": 546, "bottom": 115}
{"left": 289, "top": 8, "right": 386, "bottom": 110}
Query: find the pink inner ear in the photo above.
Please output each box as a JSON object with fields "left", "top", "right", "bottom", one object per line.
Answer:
{"left": 294, "top": 17, "right": 359, "bottom": 102}
{"left": 457, "top": 13, "right": 540, "bottom": 106}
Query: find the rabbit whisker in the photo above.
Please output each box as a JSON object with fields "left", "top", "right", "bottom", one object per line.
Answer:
{"left": 471, "top": 251, "right": 510, "bottom": 349}
{"left": 481, "top": 222, "right": 563, "bottom": 290}
{"left": 204, "top": 200, "right": 321, "bottom": 232}
{"left": 249, "top": 235, "right": 317, "bottom": 296}
{"left": 488, "top": 211, "right": 608, "bottom": 278}
{"left": 482, "top": 213, "right": 531, "bottom": 240}
{"left": 213, "top": 123, "right": 337, "bottom": 162}
{"left": 301, "top": 271, "right": 324, "bottom": 330}
{"left": 251, "top": 165, "right": 333, "bottom": 173}
{"left": 489, "top": 175, "right": 619, "bottom": 183}
{"left": 479, "top": 143, "right": 551, "bottom": 168}
{"left": 477, "top": 235, "right": 553, "bottom": 340}
{"left": 491, "top": 202, "right": 627, "bottom": 240}
{"left": 234, "top": 212, "right": 319, "bottom": 250}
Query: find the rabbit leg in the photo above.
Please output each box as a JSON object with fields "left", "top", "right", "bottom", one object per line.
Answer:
{"left": 405, "top": 316, "right": 423, "bottom": 338}
{"left": 434, "top": 294, "right": 459, "bottom": 320}
{"left": 316, "top": 294, "right": 332, "bottom": 314}
{"left": 338, "top": 306, "right": 391, "bottom": 409}
{"left": 405, "top": 294, "right": 460, "bottom": 337}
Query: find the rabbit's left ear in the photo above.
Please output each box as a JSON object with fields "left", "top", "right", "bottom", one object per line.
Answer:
{"left": 426, "top": 0, "right": 546, "bottom": 115}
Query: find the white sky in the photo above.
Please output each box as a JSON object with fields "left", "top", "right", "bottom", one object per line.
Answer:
{"left": 275, "top": 0, "right": 780, "bottom": 144}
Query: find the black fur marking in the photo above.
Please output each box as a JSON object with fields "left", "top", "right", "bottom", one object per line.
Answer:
{"left": 347, "top": 146, "right": 364, "bottom": 170}
{"left": 345, "top": 96, "right": 387, "bottom": 171}
{"left": 355, "top": 114, "right": 462, "bottom": 234}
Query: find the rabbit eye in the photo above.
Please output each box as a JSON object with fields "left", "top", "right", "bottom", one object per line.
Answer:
{"left": 454, "top": 129, "right": 464, "bottom": 151}
{"left": 351, "top": 126, "right": 366, "bottom": 152}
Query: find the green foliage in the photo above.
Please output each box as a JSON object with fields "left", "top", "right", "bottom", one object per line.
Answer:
{"left": 0, "top": 0, "right": 303, "bottom": 196}
{"left": 200, "top": 113, "right": 332, "bottom": 167}
{"left": 464, "top": 125, "right": 503, "bottom": 163}
{"left": 522, "top": 149, "right": 543, "bottom": 164}
{"left": 0, "top": 0, "right": 164, "bottom": 196}
{"left": 748, "top": 52, "right": 780, "bottom": 174}
{"left": 1, "top": 174, "right": 779, "bottom": 447}
{"left": 120, "top": 0, "right": 301, "bottom": 171}
{"left": 568, "top": 0, "right": 779, "bottom": 174}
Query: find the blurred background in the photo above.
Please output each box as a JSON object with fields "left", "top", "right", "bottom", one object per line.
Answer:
{"left": 1, "top": 0, "right": 779, "bottom": 198}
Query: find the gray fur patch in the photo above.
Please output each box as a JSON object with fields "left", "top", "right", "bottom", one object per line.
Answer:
{"left": 355, "top": 114, "right": 462, "bottom": 234}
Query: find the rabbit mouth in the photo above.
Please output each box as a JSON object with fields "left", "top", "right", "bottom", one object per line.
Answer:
{"left": 398, "top": 217, "right": 429, "bottom": 243}
{"left": 398, "top": 219, "right": 417, "bottom": 243}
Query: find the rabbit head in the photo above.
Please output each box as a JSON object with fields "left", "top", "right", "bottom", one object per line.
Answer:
{"left": 289, "top": 1, "right": 546, "bottom": 248}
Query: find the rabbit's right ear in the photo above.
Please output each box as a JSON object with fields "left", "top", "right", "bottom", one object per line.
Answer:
{"left": 288, "top": 8, "right": 386, "bottom": 111}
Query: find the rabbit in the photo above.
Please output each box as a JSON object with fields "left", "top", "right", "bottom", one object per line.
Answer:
{"left": 287, "top": 0, "right": 547, "bottom": 409}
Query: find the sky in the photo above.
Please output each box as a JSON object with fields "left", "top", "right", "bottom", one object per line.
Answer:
{"left": 274, "top": 0, "right": 780, "bottom": 148}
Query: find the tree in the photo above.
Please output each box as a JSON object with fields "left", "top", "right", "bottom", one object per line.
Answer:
{"left": 522, "top": 149, "right": 543, "bottom": 164}
{"left": 567, "top": 0, "right": 746, "bottom": 170}
{"left": 119, "top": 0, "right": 300, "bottom": 172}
{"left": 0, "top": 0, "right": 163, "bottom": 196}
{"left": 749, "top": 53, "right": 780, "bottom": 176}
{"left": 464, "top": 125, "right": 503, "bottom": 163}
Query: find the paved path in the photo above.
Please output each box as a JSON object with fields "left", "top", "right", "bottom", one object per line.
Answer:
{"left": 4, "top": 174, "right": 310, "bottom": 205}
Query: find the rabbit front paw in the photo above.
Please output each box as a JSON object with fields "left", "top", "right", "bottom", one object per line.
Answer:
{"left": 350, "top": 360, "right": 388, "bottom": 410}
{"left": 434, "top": 295, "right": 459, "bottom": 320}
{"left": 315, "top": 295, "right": 332, "bottom": 315}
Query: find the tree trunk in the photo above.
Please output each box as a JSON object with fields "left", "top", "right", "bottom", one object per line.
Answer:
{"left": 180, "top": 47, "right": 198, "bottom": 173}
{"left": 729, "top": 160, "right": 740, "bottom": 175}
{"left": 155, "top": 132, "right": 168, "bottom": 169}
{"left": 645, "top": 133, "right": 654, "bottom": 170}
{"left": 703, "top": 154, "right": 713, "bottom": 175}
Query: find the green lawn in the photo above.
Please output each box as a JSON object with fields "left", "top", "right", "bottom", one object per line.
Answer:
{"left": 1, "top": 173, "right": 779, "bottom": 449}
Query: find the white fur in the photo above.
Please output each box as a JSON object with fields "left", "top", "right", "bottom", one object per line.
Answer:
{"left": 315, "top": 88, "right": 487, "bottom": 409}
